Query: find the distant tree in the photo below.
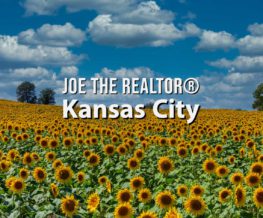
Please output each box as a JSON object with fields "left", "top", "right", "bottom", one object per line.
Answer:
{"left": 16, "top": 81, "right": 37, "bottom": 103}
{"left": 252, "top": 83, "right": 263, "bottom": 111}
{"left": 38, "top": 88, "right": 56, "bottom": 105}
{"left": 145, "top": 101, "right": 154, "bottom": 109}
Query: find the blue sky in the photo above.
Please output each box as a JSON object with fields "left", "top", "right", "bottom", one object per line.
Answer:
{"left": 0, "top": 0, "right": 263, "bottom": 109}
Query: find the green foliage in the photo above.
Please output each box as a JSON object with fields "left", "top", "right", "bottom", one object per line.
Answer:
{"left": 38, "top": 88, "right": 56, "bottom": 105}
{"left": 252, "top": 83, "right": 263, "bottom": 111}
{"left": 16, "top": 81, "right": 37, "bottom": 104}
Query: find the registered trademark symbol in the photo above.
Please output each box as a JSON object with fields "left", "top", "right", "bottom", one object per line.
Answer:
{"left": 183, "top": 78, "right": 200, "bottom": 94}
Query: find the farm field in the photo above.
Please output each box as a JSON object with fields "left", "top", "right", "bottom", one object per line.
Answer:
{"left": 0, "top": 100, "right": 262, "bottom": 218}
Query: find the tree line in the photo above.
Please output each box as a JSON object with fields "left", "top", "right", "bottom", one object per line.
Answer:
{"left": 16, "top": 81, "right": 55, "bottom": 105}
{"left": 15, "top": 81, "right": 263, "bottom": 110}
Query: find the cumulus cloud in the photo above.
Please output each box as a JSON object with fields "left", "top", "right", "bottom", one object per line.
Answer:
{"left": 95, "top": 67, "right": 155, "bottom": 78}
{"left": 22, "top": 0, "right": 136, "bottom": 15}
{"left": 88, "top": 15, "right": 201, "bottom": 47}
{"left": 89, "top": 15, "right": 184, "bottom": 47}
{"left": 18, "top": 23, "right": 86, "bottom": 47}
{"left": 248, "top": 23, "right": 263, "bottom": 36}
{"left": 195, "top": 71, "right": 263, "bottom": 109}
{"left": 208, "top": 56, "right": 263, "bottom": 72}
{"left": 113, "top": 1, "right": 175, "bottom": 24}
{"left": 0, "top": 35, "right": 83, "bottom": 67}
{"left": 60, "top": 66, "right": 79, "bottom": 77}
{"left": 196, "top": 30, "right": 235, "bottom": 51}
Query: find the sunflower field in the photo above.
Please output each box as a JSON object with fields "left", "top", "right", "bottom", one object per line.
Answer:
{"left": 0, "top": 99, "right": 262, "bottom": 218}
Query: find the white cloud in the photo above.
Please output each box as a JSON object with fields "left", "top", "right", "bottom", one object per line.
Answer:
{"left": 0, "top": 35, "right": 82, "bottom": 67}
{"left": 22, "top": 0, "right": 136, "bottom": 15}
{"left": 248, "top": 23, "right": 263, "bottom": 36}
{"left": 195, "top": 72, "right": 263, "bottom": 109}
{"left": 18, "top": 23, "right": 86, "bottom": 47}
{"left": 113, "top": 1, "right": 175, "bottom": 24}
{"left": 237, "top": 35, "right": 263, "bottom": 56}
{"left": 88, "top": 14, "right": 185, "bottom": 47}
{"left": 95, "top": 67, "right": 155, "bottom": 78}
{"left": 196, "top": 30, "right": 235, "bottom": 51}
{"left": 60, "top": 66, "right": 79, "bottom": 77}
{"left": 208, "top": 56, "right": 263, "bottom": 72}
{"left": 88, "top": 15, "right": 200, "bottom": 47}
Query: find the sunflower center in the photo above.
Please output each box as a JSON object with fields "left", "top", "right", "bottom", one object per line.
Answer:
{"left": 190, "top": 199, "right": 202, "bottom": 210}
{"left": 14, "top": 181, "right": 23, "bottom": 189}
{"left": 37, "top": 171, "right": 45, "bottom": 179}
{"left": 249, "top": 176, "right": 258, "bottom": 183}
{"left": 121, "top": 192, "right": 131, "bottom": 202}
{"left": 161, "top": 161, "right": 172, "bottom": 171}
{"left": 194, "top": 188, "right": 201, "bottom": 195}
{"left": 65, "top": 200, "right": 75, "bottom": 212}
{"left": 221, "top": 191, "right": 229, "bottom": 199}
{"left": 133, "top": 180, "right": 141, "bottom": 188}
{"left": 130, "top": 160, "right": 138, "bottom": 167}
{"left": 206, "top": 162, "right": 215, "bottom": 170}
{"left": 161, "top": 195, "right": 172, "bottom": 205}
{"left": 256, "top": 191, "right": 263, "bottom": 203}
{"left": 118, "top": 206, "right": 129, "bottom": 216}
{"left": 141, "top": 192, "right": 148, "bottom": 199}
{"left": 89, "top": 156, "right": 98, "bottom": 164}
{"left": 60, "top": 169, "right": 70, "bottom": 179}
{"left": 252, "top": 166, "right": 263, "bottom": 174}
{"left": 236, "top": 190, "right": 243, "bottom": 200}
{"left": 234, "top": 176, "right": 241, "bottom": 182}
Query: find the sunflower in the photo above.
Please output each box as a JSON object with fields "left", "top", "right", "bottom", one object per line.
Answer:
{"left": 253, "top": 187, "right": 263, "bottom": 208}
{"left": 134, "top": 149, "right": 144, "bottom": 160}
{"left": 156, "top": 190, "right": 175, "bottom": 209}
{"left": 40, "top": 138, "right": 49, "bottom": 148}
{"left": 50, "top": 183, "right": 59, "bottom": 197}
{"left": 33, "top": 167, "right": 47, "bottom": 183}
{"left": 83, "top": 149, "right": 91, "bottom": 158}
{"left": 5, "top": 176, "right": 16, "bottom": 188}
{"left": 63, "top": 137, "right": 73, "bottom": 148}
{"left": 203, "top": 159, "right": 217, "bottom": 174}
{"left": 106, "top": 180, "right": 112, "bottom": 193}
{"left": 250, "top": 162, "right": 263, "bottom": 175}
{"left": 138, "top": 211, "right": 157, "bottom": 218}
{"left": 190, "top": 185, "right": 204, "bottom": 196}
{"left": 10, "top": 178, "right": 25, "bottom": 194}
{"left": 98, "top": 176, "right": 108, "bottom": 185}
{"left": 158, "top": 157, "right": 174, "bottom": 174}
{"left": 177, "top": 147, "right": 188, "bottom": 158}
{"left": 245, "top": 172, "right": 261, "bottom": 187}
{"left": 177, "top": 185, "right": 188, "bottom": 197}
{"left": 45, "top": 151, "right": 56, "bottom": 162}
{"left": 0, "top": 160, "right": 12, "bottom": 172}
{"left": 184, "top": 196, "right": 207, "bottom": 216}
{"left": 218, "top": 188, "right": 232, "bottom": 203}
{"left": 52, "top": 159, "right": 63, "bottom": 169}
{"left": 164, "top": 207, "right": 182, "bottom": 218}
{"left": 191, "top": 146, "right": 200, "bottom": 155}
{"left": 216, "top": 165, "right": 229, "bottom": 178}
{"left": 130, "top": 176, "right": 145, "bottom": 191}
{"left": 61, "top": 195, "right": 79, "bottom": 217}
{"left": 234, "top": 186, "right": 246, "bottom": 207}
{"left": 114, "top": 203, "right": 133, "bottom": 218}
{"left": 117, "top": 145, "right": 127, "bottom": 156}
{"left": 22, "top": 152, "right": 34, "bottom": 166}
{"left": 31, "top": 152, "right": 40, "bottom": 162}
{"left": 104, "top": 144, "right": 115, "bottom": 156}
{"left": 117, "top": 189, "right": 133, "bottom": 203}
{"left": 127, "top": 157, "right": 140, "bottom": 170}
{"left": 77, "top": 171, "right": 85, "bottom": 183}
{"left": 19, "top": 168, "right": 29, "bottom": 180}
{"left": 87, "top": 193, "right": 100, "bottom": 213}
{"left": 49, "top": 139, "right": 59, "bottom": 149}
{"left": 88, "top": 153, "right": 100, "bottom": 167}
{"left": 138, "top": 188, "right": 152, "bottom": 203}
{"left": 55, "top": 166, "right": 73, "bottom": 184}
{"left": 230, "top": 172, "right": 243, "bottom": 185}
